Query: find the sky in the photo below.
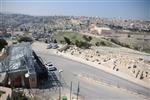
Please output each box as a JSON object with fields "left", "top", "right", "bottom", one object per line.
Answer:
{"left": 0, "top": 0, "right": 150, "bottom": 20}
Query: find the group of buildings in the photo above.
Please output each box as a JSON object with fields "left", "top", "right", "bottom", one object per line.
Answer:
{"left": 1, "top": 13, "right": 150, "bottom": 41}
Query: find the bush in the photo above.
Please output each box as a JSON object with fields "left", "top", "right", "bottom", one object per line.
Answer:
{"left": 95, "top": 41, "right": 107, "bottom": 46}
{"left": 127, "top": 34, "right": 131, "bottom": 38}
{"left": 100, "top": 41, "right": 106, "bottom": 46}
{"left": 45, "top": 39, "right": 48, "bottom": 43}
{"left": 64, "top": 37, "right": 71, "bottom": 44}
{"left": 0, "top": 91, "right": 5, "bottom": 97}
{"left": 18, "top": 36, "right": 33, "bottom": 43}
{"left": 0, "top": 39, "right": 8, "bottom": 50}
{"left": 75, "top": 40, "right": 91, "bottom": 49}
{"left": 53, "top": 39, "right": 57, "bottom": 43}
{"left": 110, "top": 38, "right": 131, "bottom": 48}
{"left": 143, "top": 48, "right": 150, "bottom": 53}
{"left": 110, "top": 38, "right": 120, "bottom": 44}
{"left": 95, "top": 42, "right": 100, "bottom": 46}
{"left": 83, "top": 35, "right": 92, "bottom": 42}
{"left": 122, "top": 43, "right": 131, "bottom": 48}
{"left": 12, "top": 90, "right": 28, "bottom": 100}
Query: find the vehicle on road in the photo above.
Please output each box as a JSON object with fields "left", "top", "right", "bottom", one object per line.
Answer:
{"left": 45, "top": 62, "right": 57, "bottom": 71}
{"left": 47, "top": 43, "right": 59, "bottom": 49}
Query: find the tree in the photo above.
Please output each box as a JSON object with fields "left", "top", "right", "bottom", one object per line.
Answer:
{"left": 53, "top": 39, "right": 57, "bottom": 43}
{"left": 110, "top": 38, "right": 120, "bottom": 44}
{"left": 75, "top": 40, "right": 91, "bottom": 49}
{"left": 64, "top": 37, "right": 71, "bottom": 44}
{"left": 100, "top": 41, "right": 106, "bottom": 46}
{"left": 0, "top": 39, "right": 8, "bottom": 51}
{"left": 95, "top": 41, "right": 106, "bottom": 46}
{"left": 127, "top": 34, "right": 131, "bottom": 38}
{"left": 88, "top": 36, "right": 92, "bottom": 41}
{"left": 75, "top": 40, "right": 81, "bottom": 47}
{"left": 95, "top": 42, "right": 100, "bottom": 46}
{"left": 45, "top": 39, "right": 48, "bottom": 43}
{"left": 18, "top": 36, "right": 33, "bottom": 43}
{"left": 12, "top": 90, "right": 28, "bottom": 100}
{"left": 83, "top": 35, "right": 92, "bottom": 42}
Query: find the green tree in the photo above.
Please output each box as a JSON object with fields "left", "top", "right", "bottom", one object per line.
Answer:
{"left": 127, "top": 34, "right": 131, "bottom": 38}
{"left": 12, "top": 90, "right": 28, "bottom": 100}
{"left": 95, "top": 41, "right": 106, "bottom": 46}
{"left": 64, "top": 37, "right": 71, "bottom": 44}
{"left": 95, "top": 42, "right": 100, "bottom": 46}
{"left": 53, "top": 39, "right": 57, "bottom": 43}
{"left": 100, "top": 41, "right": 106, "bottom": 46}
{"left": 75, "top": 40, "right": 91, "bottom": 49}
{"left": 88, "top": 36, "right": 92, "bottom": 41}
{"left": 18, "top": 36, "right": 33, "bottom": 43}
{"left": 83, "top": 35, "right": 92, "bottom": 42}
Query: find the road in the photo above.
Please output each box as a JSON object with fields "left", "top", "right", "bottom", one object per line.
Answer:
{"left": 35, "top": 51, "right": 150, "bottom": 100}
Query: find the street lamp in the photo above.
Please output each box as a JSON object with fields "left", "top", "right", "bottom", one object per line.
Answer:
{"left": 25, "top": 72, "right": 32, "bottom": 95}
{"left": 25, "top": 72, "right": 30, "bottom": 78}
{"left": 59, "top": 69, "right": 63, "bottom": 100}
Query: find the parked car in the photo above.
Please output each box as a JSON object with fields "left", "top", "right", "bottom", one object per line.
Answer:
{"left": 47, "top": 67, "right": 57, "bottom": 71}
{"left": 52, "top": 44, "right": 59, "bottom": 49}
{"left": 47, "top": 44, "right": 52, "bottom": 49}
{"left": 45, "top": 62, "right": 57, "bottom": 71}
{"left": 47, "top": 43, "right": 59, "bottom": 49}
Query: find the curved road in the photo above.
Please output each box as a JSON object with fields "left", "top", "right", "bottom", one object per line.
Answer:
{"left": 36, "top": 51, "right": 150, "bottom": 100}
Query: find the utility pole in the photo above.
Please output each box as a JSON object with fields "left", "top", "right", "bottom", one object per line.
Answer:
{"left": 59, "top": 69, "right": 63, "bottom": 100}
{"left": 70, "top": 81, "right": 72, "bottom": 100}
{"left": 77, "top": 81, "right": 80, "bottom": 100}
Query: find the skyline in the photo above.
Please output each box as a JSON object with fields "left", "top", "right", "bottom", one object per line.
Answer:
{"left": 0, "top": 0, "right": 150, "bottom": 20}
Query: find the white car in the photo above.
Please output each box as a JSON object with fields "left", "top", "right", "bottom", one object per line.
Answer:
{"left": 45, "top": 62, "right": 57, "bottom": 71}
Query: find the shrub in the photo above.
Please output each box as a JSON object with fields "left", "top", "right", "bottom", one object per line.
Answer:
{"left": 0, "top": 91, "right": 5, "bottom": 97}
{"left": 100, "top": 41, "right": 106, "bottom": 46}
{"left": 64, "top": 37, "right": 71, "bottom": 44}
{"left": 110, "top": 38, "right": 120, "bottom": 44}
{"left": 75, "top": 40, "right": 91, "bottom": 49}
{"left": 95, "top": 42, "right": 100, "bottom": 46}
{"left": 18, "top": 36, "right": 33, "bottom": 43}
{"left": 45, "top": 39, "right": 48, "bottom": 43}
{"left": 95, "top": 41, "right": 107, "bottom": 46}
{"left": 110, "top": 38, "right": 132, "bottom": 48}
{"left": 12, "top": 90, "right": 28, "bottom": 100}
{"left": 127, "top": 34, "right": 131, "bottom": 38}
{"left": 83, "top": 35, "right": 92, "bottom": 42}
{"left": 143, "top": 48, "right": 150, "bottom": 53}
{"left": 53, "top": 39, "right": 57, "bottom": 43}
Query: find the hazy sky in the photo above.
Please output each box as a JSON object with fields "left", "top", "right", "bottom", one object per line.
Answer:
{"left": 1, "top": 0, "right": 150, "bottom": 20}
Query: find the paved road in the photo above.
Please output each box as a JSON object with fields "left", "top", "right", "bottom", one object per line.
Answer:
{"left": 36, "top": 51, "right": 150, "bottom": 100}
